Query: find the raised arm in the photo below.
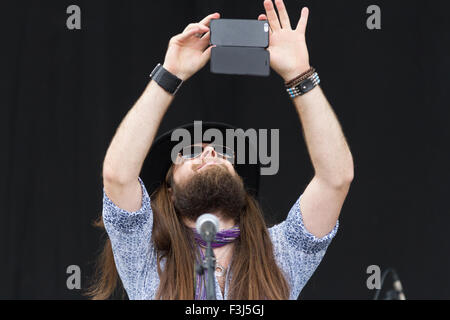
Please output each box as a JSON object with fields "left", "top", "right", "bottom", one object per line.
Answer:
{"left": 260, "top": 1, "right": 353, "bottom": 237}
{"left": 292, "top": 85, "right": 353, "bottom": 237}
{"left": 102, "top": 13, "right": 220, "bottom": 212}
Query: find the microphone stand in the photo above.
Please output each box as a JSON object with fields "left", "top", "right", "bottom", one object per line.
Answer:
{"left": 195, "top": 235, "right": 217, "bottom": 300}
{"left": 205, "top": 240, "right": 217, "bottom": 300}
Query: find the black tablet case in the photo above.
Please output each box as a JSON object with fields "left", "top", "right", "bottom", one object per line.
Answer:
{"left": 210, "top": 19, "right": 270, "bottom": 76}
{"left": 210, "top": 19, "right": 269, "bottom": 48}
{"left": 210, "top": 46, "right": 270, "bottom": 76}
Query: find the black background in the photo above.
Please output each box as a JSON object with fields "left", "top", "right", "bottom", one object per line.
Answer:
{"left": 1, "top": 0, "right": 450, "bottom": 299}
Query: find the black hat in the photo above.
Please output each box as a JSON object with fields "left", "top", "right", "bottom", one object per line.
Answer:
{"left": 141, "top": 121, "right": 260, "bottom": 198}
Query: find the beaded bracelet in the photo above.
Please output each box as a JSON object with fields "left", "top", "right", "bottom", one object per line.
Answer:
{"left": 286, "top": 72, "right": 320, "bottom": 98}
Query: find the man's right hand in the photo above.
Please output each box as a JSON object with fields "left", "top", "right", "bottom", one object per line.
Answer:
{"left": 162, "top": 13, "right": 220, "bottom": 81}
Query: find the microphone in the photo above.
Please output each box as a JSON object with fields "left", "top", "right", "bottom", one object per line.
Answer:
{"left": 373, "top": 268, "right": 406, "bottom": 300}
{"left": 196, "top": 214, "right": 219, "bottom": 243}
{"left": 392, "top": 271, "right": 406, "bottom": 300}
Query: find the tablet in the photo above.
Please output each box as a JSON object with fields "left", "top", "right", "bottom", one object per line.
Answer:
{"left": 210, "top": 19, "right": 269, "bottom": 48}
{"left": 210, "top": 46, "right": 270, "bottom": 77}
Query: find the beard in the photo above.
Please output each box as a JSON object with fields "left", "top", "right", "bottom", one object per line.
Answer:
{"left": 171, "top": 164, "right": 247, "bottom": 222}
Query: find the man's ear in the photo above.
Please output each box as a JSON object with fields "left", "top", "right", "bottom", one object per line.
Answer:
{"left": 168, "top": 187, "right": 174, "bottom": 202}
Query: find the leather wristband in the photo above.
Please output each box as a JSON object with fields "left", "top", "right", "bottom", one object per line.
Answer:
{"left": 149, "top": 63, "right": 183, "bottom": 95}
{"left": 285, "top": 67, "right": 315, "bottom": 88}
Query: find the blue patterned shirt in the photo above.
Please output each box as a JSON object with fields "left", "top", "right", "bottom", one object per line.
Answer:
{"left": 102, "top": 177, "right": 338, "bottom": 300}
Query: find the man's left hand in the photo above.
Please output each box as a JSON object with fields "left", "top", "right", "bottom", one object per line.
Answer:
{"left": 258, "top": 0, "right": 311, "bottom": 82}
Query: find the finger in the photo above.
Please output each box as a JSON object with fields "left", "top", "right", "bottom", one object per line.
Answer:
{"left": 274, "top": 0, "right": 291, "bottom": 29}
{"left": 174, "top": 25, "right": 209, "bottom": 42}
{"left": 263, "top": 0, "right": 281, "bottom": 31}
{"left": 200, "top": 30, "right": 210, "bottom": 41}
{"left": 257, "top": 14, "right": 267, "bottom": 21}
{"left": 296, "top": 7, "right": 309, "bottom": 34}
{"left": 184, "top": 22, "right": 201, "bottom": 32}
{"left": 198, "top": 12, "right": 220, "bottom": 27}
{"left": 258, "top": 14, "right": 273, "bottom": 34}
{"left": 184, "top": 22, "right": 208, "bottom": 33}
{"left": 197, "top": 30, "right": 211, "bottom": 50}
{"left": 199, "top": 45, "right": 215, "bottom": 68}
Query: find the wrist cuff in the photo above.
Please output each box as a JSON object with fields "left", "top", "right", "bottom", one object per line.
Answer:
{"left": 149, "top": 63, "right": 183, "bottom": 95}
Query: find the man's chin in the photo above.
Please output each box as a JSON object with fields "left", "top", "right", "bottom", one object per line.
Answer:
{"left": 172, "top": 164, "right": 246, "bottom": 222}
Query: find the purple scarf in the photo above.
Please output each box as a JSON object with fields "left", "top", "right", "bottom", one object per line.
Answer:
{"left": 191, "top": 225, "right": 240, "bottom": 300}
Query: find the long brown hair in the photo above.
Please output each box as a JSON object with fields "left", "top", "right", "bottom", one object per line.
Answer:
{"left": 86, "top": 165, "right": 290, "bottom": 299}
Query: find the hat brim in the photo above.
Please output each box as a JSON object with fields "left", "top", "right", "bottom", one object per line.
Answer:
{"left": 141, "top": 121, "right": 260, "bottom": 198}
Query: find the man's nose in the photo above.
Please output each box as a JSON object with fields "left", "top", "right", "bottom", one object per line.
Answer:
{"left": 201, "top": 145, "right": 217, "bottom": 160}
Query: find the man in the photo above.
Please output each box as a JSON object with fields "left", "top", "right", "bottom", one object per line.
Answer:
{"left": 90, "top": 0, "right": 353, "bottom": 300}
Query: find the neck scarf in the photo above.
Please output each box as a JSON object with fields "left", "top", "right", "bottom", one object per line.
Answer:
{"left": 191, "top": 224, "right": 240, "bottom": 300}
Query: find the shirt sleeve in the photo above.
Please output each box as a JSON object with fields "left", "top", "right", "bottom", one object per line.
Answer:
{"left": 268, "top": 194, "right": 339, "bottom": 299}
{"left": 102, "top": 177, "right": 157, "bottom": 299}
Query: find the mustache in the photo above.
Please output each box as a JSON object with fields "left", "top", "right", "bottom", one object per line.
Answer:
{"left": 193, "top": 160, "right": 228, "bottom": 172}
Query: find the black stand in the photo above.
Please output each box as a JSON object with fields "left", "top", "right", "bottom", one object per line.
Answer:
{"left": 195, "top": 240, "right": 217, "bottom": 300}
{"left": 373, "top": 268, "right": 406, "bottom": 300}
